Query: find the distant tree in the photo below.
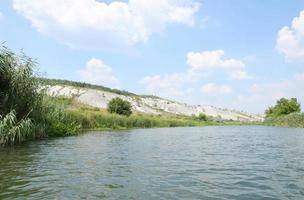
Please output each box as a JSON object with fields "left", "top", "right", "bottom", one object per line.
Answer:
{"left": 107, "top": 97, "right": 132, "bottom": 116}
{"left": 197, "top": 113, "right": 208, "bottom": 121}
{"left": 265, "top": 98, "right": 301, "bottom": 118}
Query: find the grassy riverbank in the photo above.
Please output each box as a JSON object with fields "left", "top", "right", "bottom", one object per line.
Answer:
{"left": 264, "top": 113, "right": 304, "bottom": 128}
{"left": 53, "top": 97, "right": 235, "bottom": 131}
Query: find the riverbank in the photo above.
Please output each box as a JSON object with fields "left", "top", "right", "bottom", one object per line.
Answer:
{"left": 264, "top": 113, "right": 304, "bottom": 128}
{"left": 57, "top": 97, "right": 251, "bottom": 131}
{"left": 0, "top": 97, "right": 249, "bottom": 146}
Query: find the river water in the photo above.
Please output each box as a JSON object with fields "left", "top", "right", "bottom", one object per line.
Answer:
{"left": 0, "top": 126, "right": 304, "bottom": 200}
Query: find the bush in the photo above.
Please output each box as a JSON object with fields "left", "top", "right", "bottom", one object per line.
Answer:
{"left": 197, "top": 113, "right": 208, "bottom": 121}
{"left": 265, "top": 98, "right": 301, "bottom": 118}
{"left": 107, "top": 97, "right": 132, "bottom": 116}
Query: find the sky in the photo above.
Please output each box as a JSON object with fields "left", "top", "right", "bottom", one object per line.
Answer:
{"left": 1, "top": 0, "right": 304, "bottom": 114}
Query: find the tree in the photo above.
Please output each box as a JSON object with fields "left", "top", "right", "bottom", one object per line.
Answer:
{"left": 107, "top": 97, "right": 132, "bottom": 116}
{"left": 197, "top": 113, "right": 208, "bottom": 121}
{"left": 265, "top": 98, "right": 301, "bottom": 118}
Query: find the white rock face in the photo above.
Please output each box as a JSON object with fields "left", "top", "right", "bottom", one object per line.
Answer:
{"left": 44, "top": 85, "right": 263, "bottom": 122}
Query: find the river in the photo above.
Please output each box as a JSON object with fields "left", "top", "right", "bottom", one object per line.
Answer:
{"left": 0, "top": 126, "right": 304, "bottom": 199}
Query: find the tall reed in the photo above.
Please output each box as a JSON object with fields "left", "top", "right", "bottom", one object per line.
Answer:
{"left": 0, "top": 46, "right": 80, "bottom": 145}
{"left": 0, "top": 110, "right": 33, "bottom": 145}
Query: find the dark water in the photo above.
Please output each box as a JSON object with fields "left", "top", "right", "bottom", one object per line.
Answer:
{"left": 1, "top": 126, "right": 304, "bottom": 200}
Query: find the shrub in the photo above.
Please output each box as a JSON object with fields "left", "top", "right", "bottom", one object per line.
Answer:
{"left": 107, "top": 97, "right": 132, "bottom": 116}
{"left": 197, "top": 113, "right": 208, "bottom": 121}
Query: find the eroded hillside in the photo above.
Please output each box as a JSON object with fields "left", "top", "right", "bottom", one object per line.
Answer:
{"left": 43, "top": 84, "right": 263, "bottom": 122}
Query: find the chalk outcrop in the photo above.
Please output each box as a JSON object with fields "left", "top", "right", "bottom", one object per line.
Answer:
{"left": 44, "top": 85, "right": 263, "bottom": 122}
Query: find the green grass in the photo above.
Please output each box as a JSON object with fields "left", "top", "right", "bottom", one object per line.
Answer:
{"left": 53, "top": 97, "right": 251, "bottom": 131}
{"left": 69, "top": 109, "right": 199, "bottom": 130}
{"left": 59, "top": 97, "right": 204, "bottom": 129}
{"left": 264, "top": 113, "right": 304, "bottom": 128}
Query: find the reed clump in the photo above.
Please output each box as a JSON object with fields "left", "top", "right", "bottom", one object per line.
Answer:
{"left": 0, "top": 47, "right": 79, "bottom": 146}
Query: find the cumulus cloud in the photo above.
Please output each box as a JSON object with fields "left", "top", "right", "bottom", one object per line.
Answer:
{"left": 141, "top": 71, "right": 197, "bottom": 97}
{"left": 187, "top": 50, "right": 251, "bottom": 80}
{"left": 200, "top": 83, "right": 232, "bottom": 95}
{"left": 77, "top": 58, "right": 119, "bottom": 87}
{"left": 13, "top": 0, "right": 200, "bottom": 49}
{"left": 141, "top": 50, "right": 249, "bottom": 99}
{"left": 277, "top": 10, "right": 304, "bottom": 61}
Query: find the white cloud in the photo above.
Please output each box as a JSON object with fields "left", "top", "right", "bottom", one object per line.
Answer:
{"left": 13, "top": 0, "right": 200, "bottom": 49}
{"left": 141, "top": 50, "right": 248, "bottom": 99}
{"left": 0, "top": 11, "right": 3, "bottom": 18}
{"left": 141, "top": 71, "right": 196, "bottom": 97}
{"left": 187, "top": 50, "right": 251, "bottom": 80}
{"left": 200, "top": 83, "right": 232, "bottom": 95}
{"left": 277, "top": 10, "right": 304, "bottom": 61}
{"left": 187, "top": 50, "right": 244, "bottom": 71}
{"left": 77, "top": 58, "right": 119, "bottom": 87}
{"left": 228, "top": 70, "right": 252, "bottom": 80}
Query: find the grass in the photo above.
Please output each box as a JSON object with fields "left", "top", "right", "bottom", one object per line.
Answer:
{"left": 70, "top": 110, "right": 200, "bottom": 130}
{"left": 52, "top": 97, "right": 251, "bottom": 131}
{"left": 264, "top": 113, "right": 304, "bottom": 128}
{"left": 54, "top": 97, "right": 204, "bottom": 129}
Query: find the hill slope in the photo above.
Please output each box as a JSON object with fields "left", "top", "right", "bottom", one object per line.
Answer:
{"left": 41, "top": 79, "right": 263, "bottom": 122}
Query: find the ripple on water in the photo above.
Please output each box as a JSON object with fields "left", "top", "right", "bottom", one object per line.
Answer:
{"left": 1, "top": 126, "right": 304, "bottom": 200}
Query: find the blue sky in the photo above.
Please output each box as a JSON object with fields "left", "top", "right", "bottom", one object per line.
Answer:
{"left": 1, "top": 0, "right": 304, "bottom": 113}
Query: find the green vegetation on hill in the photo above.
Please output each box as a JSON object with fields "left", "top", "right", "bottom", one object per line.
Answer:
{"left": 38, "top": 78, "right": 138, "bottom": 97}
{"left": 39, "top": 77, "right": 162, "bottom": 99}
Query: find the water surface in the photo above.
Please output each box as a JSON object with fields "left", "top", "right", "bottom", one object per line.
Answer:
{"left": 1, "top": 126, "right": 304, "bottom": 199}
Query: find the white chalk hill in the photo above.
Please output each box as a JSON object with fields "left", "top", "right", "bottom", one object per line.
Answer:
{"left": 43, "top": 84, "right": 263, "bottom": 122}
